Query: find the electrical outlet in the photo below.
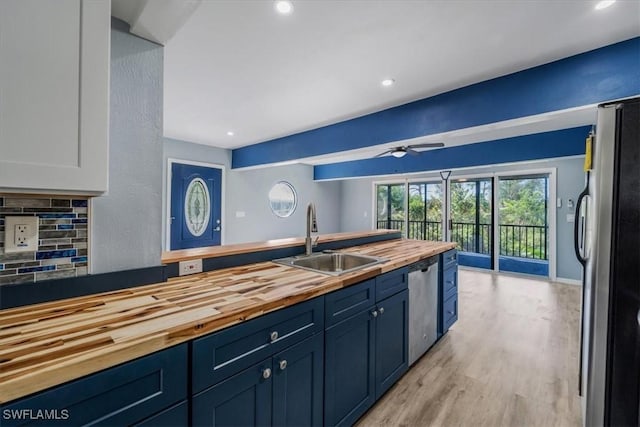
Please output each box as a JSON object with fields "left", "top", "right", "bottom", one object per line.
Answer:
{"left": 15, "top": 224, "right": 30, "bottom": 246}
{"left": 179, "top": 259, "right": 203, "bottom": 276}
{"left": 4, "top": 216, "right": 39, "bottom": 253}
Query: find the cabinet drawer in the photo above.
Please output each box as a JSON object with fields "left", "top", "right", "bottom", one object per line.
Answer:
{"left": 325, "top": 279, "right": 375, "bottom": 327}
{"left": 375, "top": 267, "right": 408, "bottom": 302}
{"left": 441, "top": 249, "right": 458, "bottom": 270}
{"left": 443, "top": 267, "right": 458, "bottom": 299}
{"left": 443, "top": 294, "right": 458, "bottom": 332}
{"left": 2, "top": 344, "right": 188, "bottom": 427}
{"left": 192, "top": 297, "right": 324, "bottom": 393}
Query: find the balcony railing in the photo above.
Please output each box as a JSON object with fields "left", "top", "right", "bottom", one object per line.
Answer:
{"left": 377, "top": 220, "right": 547, "bottom": 260}
{"left": 377, "top": 220, "right": 442, "bottom": 241}
{"left": 499, "top": 223, "right": 547, "bottom": 260}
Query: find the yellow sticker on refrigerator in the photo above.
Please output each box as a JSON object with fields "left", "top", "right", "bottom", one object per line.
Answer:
{"left": 584, "top": 134, "right": 593, "bottom": 171}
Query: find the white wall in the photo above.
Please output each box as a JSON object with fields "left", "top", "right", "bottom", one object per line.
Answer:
{"left": 226, "top": 163, "right": 341, "bottom": 244}
{"left": 163, "top": 138, "right": 342, "bottom": 246}
{"left": 338, "top": 156, "right": 586, "bottom": 281}
{"left": 92, "top": 20, "right": 163, "bottom": 274}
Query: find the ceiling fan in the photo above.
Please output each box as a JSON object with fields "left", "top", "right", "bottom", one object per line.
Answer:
{"left": 375, "top": 142, "right": 445, "bottom": 158}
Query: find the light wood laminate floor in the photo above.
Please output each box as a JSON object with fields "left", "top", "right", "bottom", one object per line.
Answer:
{"left": 357, "top": 269, "right": 582, "bottom": 427}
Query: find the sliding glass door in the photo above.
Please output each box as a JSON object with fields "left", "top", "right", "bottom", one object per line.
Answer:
{"left": 376, "top": 183, "right": 406, "bottom": 235}
{"left": 373, "top": 172, "right": 552, "bottom": 278}
{"left": 408, "top": 182, "right": 443, "bottom": 240}
{"left": 450, "top": 178, "right": 494, "bottom": 269}
{"left": 497, "top": 174, "right": 549, "bottom": 276}
{"left": 375, "top": 181, "right": 442, "bottom": 239}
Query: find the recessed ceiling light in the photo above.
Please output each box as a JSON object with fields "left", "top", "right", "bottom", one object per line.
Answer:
{"left": 226, "top": 131, "right": 234, "bottom": 136}
{"left": 595, "top": 0, "right": 616, "bottom": 10}
{"left": 381, "top": 78, "right": 395, "bottom": 87}
{"left": 275, "top": 1, "right": 293, "bottom": 15}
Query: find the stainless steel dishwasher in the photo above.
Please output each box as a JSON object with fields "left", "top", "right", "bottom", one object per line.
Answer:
{"left": 408, "top": 255, "right": 439, "bottom": 366}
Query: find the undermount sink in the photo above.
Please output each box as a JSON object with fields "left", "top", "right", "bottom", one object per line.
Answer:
{"left": 273, "top": 251, "right": 387, "bottom": 276}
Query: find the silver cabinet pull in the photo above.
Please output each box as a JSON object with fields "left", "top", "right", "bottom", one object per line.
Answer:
{"left": 371, "top": 310, "right": 378, "bottom": 318}
{"left": 379, "top": 307, "right": 385, "bottom": 315}
{"left": 262, "top": 368, "right": 272, "bottom": 379}
{"left": 270, "top": 331, "right": 279, "bottom": 342}
{"left": 279, "top": 360, "right": 287, "bottom": 370}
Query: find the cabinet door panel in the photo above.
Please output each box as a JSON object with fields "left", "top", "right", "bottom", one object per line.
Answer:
{"left": 442, "top": 249, "right": 458, "bottom": 270}
{"left": 443, "top": 294, "right": 459, "bottom": 332}
{"left": 324, "top": 310, "right": 375, "bottom": 427}
{"left": 193, "top": 360, "right": 272, "bottom": 427}
{"left": 443, "top": 267, "right": 458, "bottom": 300}
{"left": 273, "top": 334, "right": 324, "bottom": 427}
{"left": 0, "top": 0, "right": 109, "bottom": 193}
{"left": 1, "top": 344, "right": 187, "bottom": 427}
{"left": 375, "top": 290, "right": 408, "bottom": 399}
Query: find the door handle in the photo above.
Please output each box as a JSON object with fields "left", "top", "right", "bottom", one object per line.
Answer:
{"left": 574, "top": 183, "right": 589, "bottom": 266}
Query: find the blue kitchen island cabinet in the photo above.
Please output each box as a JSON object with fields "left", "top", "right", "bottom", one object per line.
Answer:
{"left": 0, "top": 344, "right": 188, "bottom": 426}
{"left": 191, "top": 298, "right": 324, "bottom": 427}
{"left": 192, "top": 333, "right": 324, "bottom": 427}
{"left": 324, "top": 306, "right": 376, "bottom": 427}
{"left": 374, "top": 289, "right": 409, "bottom": 399}
{"left": 439, "top": 249, "right": 459, "bottom": 334}
{"left": 324, "top": 270, "right": 409, "bottom": 427}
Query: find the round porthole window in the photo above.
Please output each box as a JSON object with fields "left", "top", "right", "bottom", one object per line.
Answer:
{"left": 268, "top": 181, "right": 297, "bottom": 218}
{"left": 184, "top": 178, "right": 210, "bottom": 236}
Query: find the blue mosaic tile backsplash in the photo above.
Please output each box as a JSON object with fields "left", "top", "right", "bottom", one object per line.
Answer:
{"left": 0, "top": 195, "right": 89, "bottom": 285}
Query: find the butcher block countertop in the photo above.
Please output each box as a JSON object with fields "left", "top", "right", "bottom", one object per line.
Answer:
{"left": 161, "top": 229, "right": 399, "bottom": 263}
{"left": 0, "top": 238, "right": 455, "bottom": 404}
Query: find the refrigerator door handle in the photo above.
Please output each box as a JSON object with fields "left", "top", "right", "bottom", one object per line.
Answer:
{"left": 574, "top": 184, "right": 589, "bottom": 266}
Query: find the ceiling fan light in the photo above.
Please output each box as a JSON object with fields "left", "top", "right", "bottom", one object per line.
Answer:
{"left": 391, "top": 149, "right": 407, "bottom": 158}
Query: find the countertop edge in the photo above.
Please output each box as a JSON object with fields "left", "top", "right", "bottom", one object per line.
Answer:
{"left": 161, "top": 230, "right": 400, "bottom": 263}
{"left": 0, "top": 240, "right": 456, "bottom": 404}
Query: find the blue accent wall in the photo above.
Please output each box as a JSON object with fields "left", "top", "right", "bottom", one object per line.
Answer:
{"left": 314, "top": 126, "right": 590, "bottom": 180}
{"left": 232, "top": 37, "right": 639, "bottom": 169}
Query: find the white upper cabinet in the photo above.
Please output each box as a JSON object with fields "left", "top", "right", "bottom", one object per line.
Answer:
{"left": 0, "top": 0, "right": 110, "bottom": 194}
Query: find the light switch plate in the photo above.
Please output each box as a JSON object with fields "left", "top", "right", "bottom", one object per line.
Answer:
{"left": 5, "top": 216, "right": 39, "bottom": 253}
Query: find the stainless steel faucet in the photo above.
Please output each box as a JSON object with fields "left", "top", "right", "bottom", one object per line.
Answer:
{"left": 305, "top": 203, "right": 318, "bottom": 255}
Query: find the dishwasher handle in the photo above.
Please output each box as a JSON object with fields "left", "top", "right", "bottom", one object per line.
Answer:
{"left": 408, "top": 255, "right": 439, "bottom": 273}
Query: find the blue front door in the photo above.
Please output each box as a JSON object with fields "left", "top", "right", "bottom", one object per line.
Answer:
{"left": 170, "top": 162, "right": 222, "bottom": 250}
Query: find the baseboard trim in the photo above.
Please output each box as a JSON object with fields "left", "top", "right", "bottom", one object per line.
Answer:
{"left": 554, "top": 277, "right": 582, "bottom": 286}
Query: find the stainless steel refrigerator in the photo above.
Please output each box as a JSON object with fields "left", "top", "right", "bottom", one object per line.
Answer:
{"left": 574, "top": 97, "right": 639, "bottom": 427}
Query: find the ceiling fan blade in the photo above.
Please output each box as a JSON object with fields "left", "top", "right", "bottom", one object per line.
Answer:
{"left": 408, "top": 142, "right": 445, "bottom": 149}
{"left": 406, "top": 148, "right": 420, "bottom": 156}
{"left": 374, "top": 150, "right": 393, "bottom": 158}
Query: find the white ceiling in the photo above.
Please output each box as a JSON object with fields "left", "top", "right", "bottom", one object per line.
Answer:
{"left": 162, "top": 0, "right": 640, "bottom": 158}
